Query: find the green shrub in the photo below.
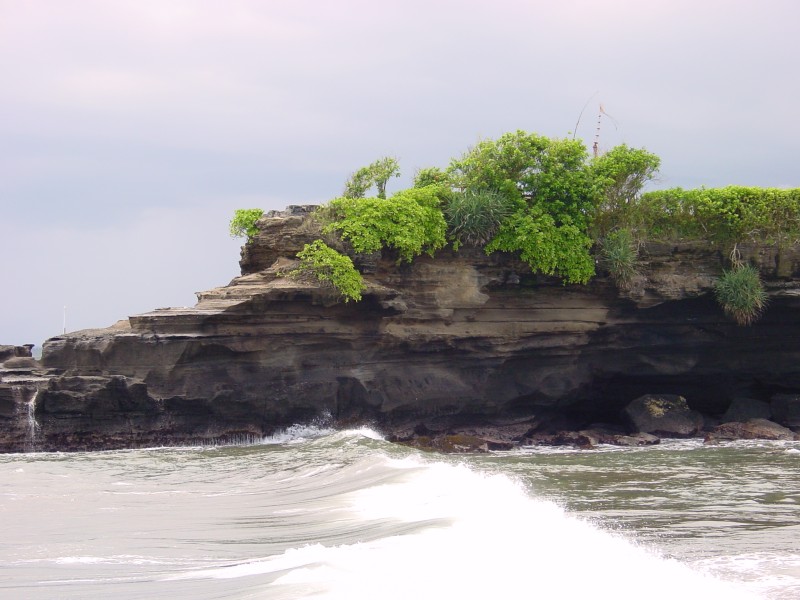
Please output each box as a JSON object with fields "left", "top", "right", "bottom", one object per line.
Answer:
{"left": 447, "top": 131, "right": 594, "bottom": 225}
{"left": 637, "top": 187, "right": 800, "bottom": 245}
{"left": 292, "top": 240, "right": 364, "bottom": 302}
{"left": 445, "top": 189, "right": 516, "bottom": 248}
{"left": 229, "top": 208, "right": 264, "bottom": 241}
{"left": 485, "top": 208, "right": 595, "bottom": 284}
{"left": 413, "top": 167, "right": 450, "bottom": 188}
{"left": 324, "top": 185, "right": 447, "bottom": 262}
{"left": 714, "top": 265, "right": 767, "bottom": 326}
{"left": 599, "top": 229, "right": 639, "bottom": 288}
{"left": 448, "top": 131, "right": 597, "bottom": 284}
{"left": 590, "top": 144, "right": 660, "bottom": 237}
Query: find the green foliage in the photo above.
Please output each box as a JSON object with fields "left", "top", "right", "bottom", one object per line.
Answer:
{"left": 636, "top": 187, "right": 800, "bottom": 245}
{"left": 591, "top": 144, "right": 661, "bottom": 236}
{"left": 229, "top": 208, "right": 264, "bottom": 240}
{"left": 599, "top": 228, "right": 639, "bottom": 288}
{"left": 292, "top": 240, "right": 364, "bottom": 302}
{"left": 445, "top": 189, "right": 517, "bottom": 248}
{"left": 714, "top": 265, "right": 767, "bottom": 326}
{"left": 413, "top": 167, "right": 450, "bottom": 188}
{"left": 325, "top": 186, "right": 447, "bottom": 262}
{"left": 448, "top": 131, "right": 594, "bottom": 226}
{"left": 485, "top": 209, "right": 595, "bottom": 284}
{"left": 448, "top": 131, "right": 597, "bottom": 283}
{"left": 344, "top": 157, "right": 401, "bottom": 199}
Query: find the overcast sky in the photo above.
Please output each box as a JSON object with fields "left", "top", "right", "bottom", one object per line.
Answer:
{"left": 2, "top": 0, "right": 799, "bottom": 348}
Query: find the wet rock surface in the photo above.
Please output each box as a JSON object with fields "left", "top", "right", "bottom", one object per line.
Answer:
{"left": 705, "top": 418, "right": 798, "bottom": 442}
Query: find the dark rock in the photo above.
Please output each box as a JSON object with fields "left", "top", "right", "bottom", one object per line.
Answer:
{"left": 622, "top": 394, "right": 704, "bottom": 437}
{"left": 2, "top": 357, "right": 40, "bottom": 370}
{"left": 722, "top": 397, "right": 772, "bottom": 423}
{"left": 705, "top": 418, "right": 797, "bottom": 442}
{"left": 404, "top": 434, "right": 490, "bottom": 453}
{"left": 550, "top": 430, "right": 598, "bottom": 449}
{"left": 610, "top": 432, "right": 661, "bottom": 446}
{"left": 771, "top": 394, "right": 800, "bottom": 428}
{"left": 0, "top": 345, "right": 34, "bottom": 362}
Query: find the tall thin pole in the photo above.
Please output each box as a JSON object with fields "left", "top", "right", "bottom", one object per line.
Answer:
{"left": 63, "top": 305, "right": 67, "bottom": 335}
{"left": 593, "top": 104, "right": 603, "bottom": 158}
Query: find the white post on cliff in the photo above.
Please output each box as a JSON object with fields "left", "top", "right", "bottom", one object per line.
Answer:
{"left": 63, "top": 305, "right": 67, "bottom": 335}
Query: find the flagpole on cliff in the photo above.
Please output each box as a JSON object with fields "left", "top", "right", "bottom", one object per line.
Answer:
{"left": 63, "top": 305, "right": 67, "bottom": 335}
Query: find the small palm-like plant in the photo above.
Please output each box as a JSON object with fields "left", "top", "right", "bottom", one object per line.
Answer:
{"left": 714, "top": 264, "right": 767, "bottom": 325}
{"left": 445, "top": 189, "right": 515, "bottom": 248}
{"left": 600, "top": 228, "right": 639, "bottom": 289}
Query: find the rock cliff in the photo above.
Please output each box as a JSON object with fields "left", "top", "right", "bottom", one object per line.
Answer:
{"left": 2, "top": 206, "right": 800, "bottom": 452}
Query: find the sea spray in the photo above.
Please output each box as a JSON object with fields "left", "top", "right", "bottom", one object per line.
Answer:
{"left": 170, "top": 450, "right": 758, "bottom": 599}
{"left": 2, "top": 429, "right": 794, "bottom": 599}
{"left": 265, "top": 457, "right": 758, "bottom": 600}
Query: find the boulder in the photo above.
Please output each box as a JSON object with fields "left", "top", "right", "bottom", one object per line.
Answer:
{"left": 548, "top": 430, "right": 598, "bottom": 449}
{"left": 404, "top": 434, "right": 491, "bottom": 453}
{"left": 610, "top": 432, "right": 661, "bottom": 446}
{"left": 722, "top": 397, "right": 771, "bottom": 423}
{"left": 705, "top": 418, "right": 797, "bottom": 442}
{"left": 771, "top": 394, "right": 800, "bottom": 428}
{"left": 0, "top": 345, "right": 33, "bottom": 363}
{"left": 622, "top": 394, "right": 704, "bottom": 437}
{"left": 2, "top": 357, "right": 40, "bottom": 371}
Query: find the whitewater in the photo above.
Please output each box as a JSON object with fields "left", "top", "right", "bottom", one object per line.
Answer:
{"left": 1, "top": 427, "right": 798, "bottom": 599}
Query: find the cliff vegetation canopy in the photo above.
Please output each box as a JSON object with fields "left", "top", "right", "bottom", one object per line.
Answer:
{"left": 233, "top": 129, "right": 799, "bottom": 321}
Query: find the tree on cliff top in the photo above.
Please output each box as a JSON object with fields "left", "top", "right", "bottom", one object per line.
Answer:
{"left": 590, "top": 144, "right": 661, "bottom": 236}
{"left": 229, "top": 208, "right": 264, "bottom": 241}
{"left": 343, "top": 157, "right": 401, "bottom": 199}
{"left": 448, "top": 131, "right": 596, "bottom": 283}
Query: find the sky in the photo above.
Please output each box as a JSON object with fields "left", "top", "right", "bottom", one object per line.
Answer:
{"left": 2, "top": 0, "right": 799, "bottom": 348}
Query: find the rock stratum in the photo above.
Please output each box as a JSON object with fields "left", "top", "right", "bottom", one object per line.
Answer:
{"left": 3, "top": 206, "right": 800, "bottom": 452}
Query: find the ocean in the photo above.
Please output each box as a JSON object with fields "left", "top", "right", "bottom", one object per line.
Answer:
{"left": 1, "top": 427, "right": 798, "bottom": 599}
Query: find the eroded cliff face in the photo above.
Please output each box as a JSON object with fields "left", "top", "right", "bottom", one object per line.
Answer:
{"left": 3, "top": 206, "right": 800, "bottom": 451}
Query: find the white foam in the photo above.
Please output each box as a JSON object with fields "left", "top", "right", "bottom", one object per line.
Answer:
{"left": 167, "top": 457, "right": 758, "bottom": 599}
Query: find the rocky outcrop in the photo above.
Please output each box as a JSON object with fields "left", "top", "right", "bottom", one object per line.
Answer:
{"left": 622, "top": 394, "right": 704, "bottom": 437}
{"left": 0, "top": 344, "right": 34, "bottom": 362}
{"left": 721, "top": 397, "right": 772, "bottom": 423}
{"left": 705, "top": 418, "right": 798, "bottom": 442}
{"left": 3, "top": 207, "right": 800, "bottom": 452}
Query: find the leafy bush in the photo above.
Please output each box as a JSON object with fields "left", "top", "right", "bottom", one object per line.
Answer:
{"left": 448, "top": 131, "right": 597, "bottom": 283}
{"left": 445, "top": 189, "right": 516, "bottom": 248}
{"left": 485, "top": 209, "right": 595, "bottom": 284}
{"left": 324, "top": 185, "right": 447, "bottom": 262}
{"left": 229, "top": 208, "right": 264, "bottom": 241}
{"left": 591, "top": 144, "right": 660, "bottom": 237}
{"left": 292, "top": 240, "right": 364, "bottom": 302}
{"left": 637, "top": 187, "right": 800, "bottom": 245}
{"left": 448, "top": 131, "right": 594, "bottom": 225}
{"left": 599, "top": 229, "right": 639, "bottom": 288}
{"left": 413, "top": 167, "right": 450, "bottom": 188}
{"left": 714, "top": 265, "right": 767, "bottom": 325}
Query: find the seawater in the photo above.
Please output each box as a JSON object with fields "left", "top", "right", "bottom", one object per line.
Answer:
{"left": 1, "top": 427, "right": 798, "bottom": 599}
